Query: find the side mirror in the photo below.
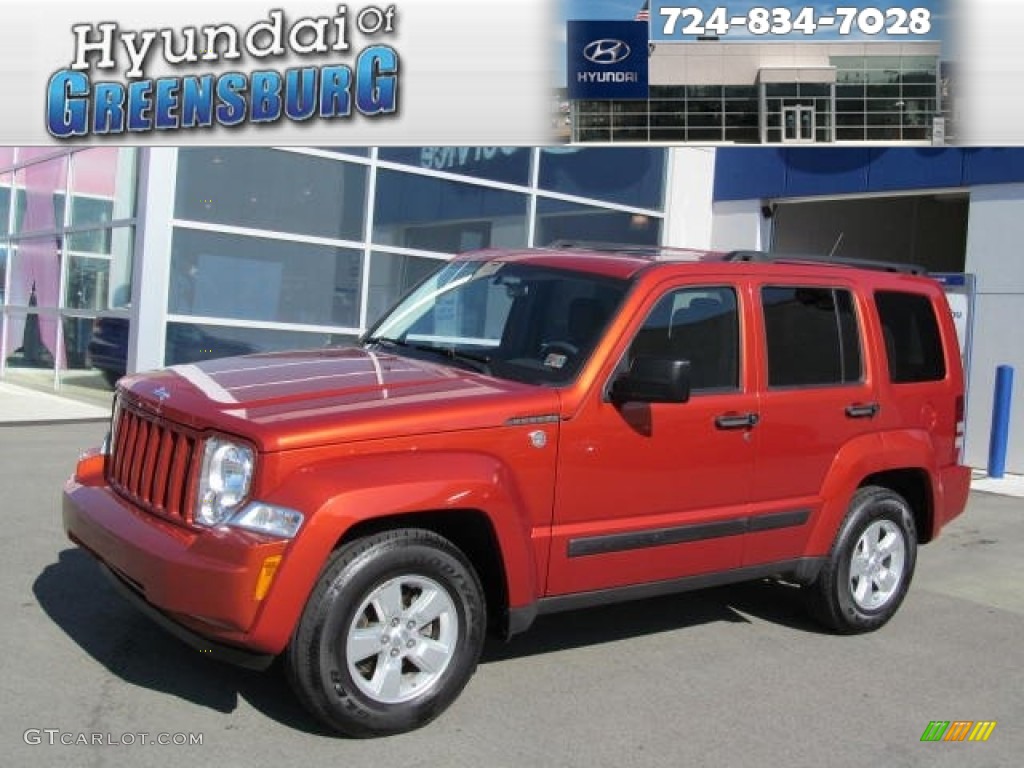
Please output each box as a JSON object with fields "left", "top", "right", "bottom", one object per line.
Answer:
{"left": 610, "top": 357, "right": 691, "bottom": 404}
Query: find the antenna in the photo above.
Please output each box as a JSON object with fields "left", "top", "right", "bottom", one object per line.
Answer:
{"left": 828, "top": 232, "right": 844, "bottom": 258}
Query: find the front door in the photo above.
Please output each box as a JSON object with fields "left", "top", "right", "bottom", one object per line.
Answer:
{"left": 783, "top": 105, "right": 815, "bottom": 143}
{"left": 546, "top": 281, "right": 759, "bottom": 596}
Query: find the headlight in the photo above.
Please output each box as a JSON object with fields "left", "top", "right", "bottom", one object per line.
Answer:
{"left": 229, "top": 502, "right": 304, "bottom": 539}
{"left": 195, "top": 437, "right": 254, "bottom": 527}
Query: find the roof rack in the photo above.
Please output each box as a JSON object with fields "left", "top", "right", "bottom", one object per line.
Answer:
{"left": 723, "top": 250, "right": 927, "bottom": 275}
{"left": 545, "top": 240, "right": 706, "bottom": 261}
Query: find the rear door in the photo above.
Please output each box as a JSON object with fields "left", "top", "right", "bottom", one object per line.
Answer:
{"left": 745, "top": 279, "right": 880, "bottom": 566}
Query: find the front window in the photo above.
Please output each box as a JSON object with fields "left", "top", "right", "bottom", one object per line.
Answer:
{"left": 365, "top": 259, "right": 629, "bottom": 385}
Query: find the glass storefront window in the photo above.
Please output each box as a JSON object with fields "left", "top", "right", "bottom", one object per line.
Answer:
{"left": 538, "top": 148, "right": 665, "bottom": 209}
{"left": 316, "top": 147, "right": 370, "bottom": 157}
{"left": 12, "top": 157, "right": 68, "bottom": 235}
{"left": 0, "top": 148, "right": 14, "bottom": 170}
{"left": 0, "top": 172, "right": 10, "bottom": 234}
{"left": 69, "top": 148, "right": 137, "bottom": 227}
{"left": 379, "top": 148, "right": 531, "bottom": 186}
{"left": 64, "top": 227, "right": 134, "bottom": 310}
{"left": 1, "top": 173, "right": 10, "bottom": 303}
{"left": 163, "top": 321, "right": 352, "bottom": 367}
{"left": 366, "top": 251, "right": 445, "bottom": 327}
{"left": 4, "top": 235, "right": 62, "bottom": 372}
{"left": 649, "top": 86, "right": 686, "bottom": 99}
{"left": 578, "top": 128, "right": 611, "bottom": 141}
{"left": 534, "top": 197, "right": 660, "bottom": 247}
{"left": 13, "top": 148, "right": 65, "bottom": 165}
{"left": 169, "top": 228, "right": 363, "bottom": 328}
{"left": 724, "top": 86, "right": 757, "bottom": 99}
{"left": 2, "top": 149, "right": 139, "bottom": 391}
{"left": 373, "top": 169, "right": 528, "bottom": 253}
{"left": 688, "top": 127, "right": 724, "bottom": 142}
{"left": 686, "top": 85, "right": 720, "bottom": 99}
{"left": 176, "top": 148, "right": 367, "bottom": 241}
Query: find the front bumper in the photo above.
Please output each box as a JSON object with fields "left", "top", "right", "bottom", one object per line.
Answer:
{"left": 99, "top": 562, "right": 274, "bottom": 669}
{"left": 62, "top": 453, "right": 288, "bottom": 657}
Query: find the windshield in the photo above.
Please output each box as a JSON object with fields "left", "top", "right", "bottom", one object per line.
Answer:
{"left": 365, "top": 259, "right": 629, "bottom": 385}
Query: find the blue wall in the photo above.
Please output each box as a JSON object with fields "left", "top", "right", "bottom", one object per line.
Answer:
{"left": 714, "top": 148, "right": 1024, "bottom": 202}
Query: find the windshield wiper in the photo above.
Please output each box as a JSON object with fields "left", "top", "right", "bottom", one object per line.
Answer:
{"left": 365, "top": 337, "right": 492, "bottom": 375}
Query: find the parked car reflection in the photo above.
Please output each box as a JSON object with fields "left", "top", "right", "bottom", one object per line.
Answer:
{"left": 86, "top": 317, "right": 256, "bottom": 388}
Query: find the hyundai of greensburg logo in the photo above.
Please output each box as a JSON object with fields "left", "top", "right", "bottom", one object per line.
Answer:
{"left": 583, "top": 39, "right": 631, "bottom": 65}
{"left": 46, "top": 6, "right": 402, "bottom": 138}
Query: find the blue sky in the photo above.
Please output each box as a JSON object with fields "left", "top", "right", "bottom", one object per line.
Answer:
{"left": 556, "top": 1, "right": 950, "bottom": 85}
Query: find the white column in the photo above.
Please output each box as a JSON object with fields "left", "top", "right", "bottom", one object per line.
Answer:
{"left": 127, "top": 147, "right": 177, "bottom": 375}
{"left": 962, "top": 183, "right": 1024, "bottom": 473}
{"left": 662, "top": 147, "right": 716, "bottom": 250}
{"left": 710, "top": 199, "right": 771, "bottom": 252}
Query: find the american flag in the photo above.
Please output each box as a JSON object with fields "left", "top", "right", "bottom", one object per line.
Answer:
{"left": 635, "top": 1, "right": 650, "bottom": 22}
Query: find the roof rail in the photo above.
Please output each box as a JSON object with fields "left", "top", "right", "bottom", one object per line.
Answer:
{"left": 545, "top": 240, "right": 705, "bottom": 260}
{"left": 724, "top": 250, "right": 927, "bottom": 275}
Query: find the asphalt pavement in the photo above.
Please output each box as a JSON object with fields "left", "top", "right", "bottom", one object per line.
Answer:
{"left": 2, "top": 422, "right": 1022, "bottom": 768}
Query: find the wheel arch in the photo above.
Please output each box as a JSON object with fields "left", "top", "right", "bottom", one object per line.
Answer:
{"left": 337, "top": 509, "right": 511, "bottom": 638}
{"left": 858, "top": 468, "right": 934, "bottom": 543}
{"left": 246, "top": 451, "right": 541, "bottom": 653}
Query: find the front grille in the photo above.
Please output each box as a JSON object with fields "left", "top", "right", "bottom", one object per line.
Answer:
{"left": 108, "top": 403, "right": 199, "bottom": 524}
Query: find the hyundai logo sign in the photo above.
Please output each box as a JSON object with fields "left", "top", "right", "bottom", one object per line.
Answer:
{"left": 567, "top": 21, "right": 649, "bottom": 100}
{"left": 583, "top": 39, "right": 631, "bottom": 65}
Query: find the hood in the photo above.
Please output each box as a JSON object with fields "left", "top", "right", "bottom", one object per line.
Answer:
{"left": 119, "top": 347, "right": 561, "bottom": 452}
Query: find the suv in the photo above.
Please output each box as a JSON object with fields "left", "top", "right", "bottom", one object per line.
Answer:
{"left": 63, "top": 247, "right": 970, "bottom": 737}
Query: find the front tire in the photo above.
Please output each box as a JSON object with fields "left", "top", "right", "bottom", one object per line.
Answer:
{"left": 806, "top": 486, "right": 917, "bottom": 634}
{"left": 287, "top": 529, "right": 486, "bottom": 737}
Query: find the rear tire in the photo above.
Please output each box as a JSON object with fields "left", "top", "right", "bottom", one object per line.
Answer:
{"left": 287, "top": 529, "right": 486, "bottom": 737}
{"left": 806, "top": 486, "right": 917, "bottom": 634}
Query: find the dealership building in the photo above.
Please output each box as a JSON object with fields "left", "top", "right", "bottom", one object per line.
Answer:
{"left": 0, "top": 145, "right": 1021, "bottom": 472}
{"left": 573, "top": 40, "right": 945, "bottom": 144}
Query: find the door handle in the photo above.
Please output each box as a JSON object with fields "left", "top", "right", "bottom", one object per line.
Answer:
{"left": 845, "top": 402, "right": 880, "bottom": 419}
{"left": 715, "top": 412, "right": 760, "bottom": 430}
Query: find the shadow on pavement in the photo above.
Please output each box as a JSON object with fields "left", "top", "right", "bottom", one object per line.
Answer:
{"left": 484, "top": 578, "right": 823, "bottom": 663}
{"left": 33, "top": 548, "right": 334, "bottom": 737}
{"left": 36, "top": 548, "right": 826, "bottom": 732}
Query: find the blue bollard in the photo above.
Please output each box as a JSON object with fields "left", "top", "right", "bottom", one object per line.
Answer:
{"left": 988, "top": 365, "right": 1015, "bottom": 479}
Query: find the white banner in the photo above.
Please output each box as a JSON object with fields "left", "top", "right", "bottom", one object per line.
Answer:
{"left": 0, "top": 0, "right": 1022, "bottom": 144}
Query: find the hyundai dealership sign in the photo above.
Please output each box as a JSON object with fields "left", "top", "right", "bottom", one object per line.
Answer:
{"left": 567, "top": 21, "right": 649, "bottom": 100}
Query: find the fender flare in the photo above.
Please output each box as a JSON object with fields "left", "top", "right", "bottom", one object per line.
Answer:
{"left": 245, "top": 450, "right": 542, "bottom": 653}
{"left": 805, "top": 429, "right": 938, "bottom": 556}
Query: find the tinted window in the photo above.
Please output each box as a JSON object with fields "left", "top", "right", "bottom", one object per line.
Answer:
{"left": 373, "top": 170, "right": 527, "bottom": 253}
{"left": 538, "top": 148, "right": 665, "bottom": 209}
{"left": 379, "top": 148, "right": 530, "bottom": 185}
{"left": 535, "top": 197, "right": 660, "bottom": 247}
{"left": 762, "top": 286, "right": 862, "bottom": 387}
{"left": 875, "top": 291, "right": 946, "bottom": 382}
{"left": 369, "top": 260, "right": 627, "bottom": 386}
{"left": 169, "top": 228, "right": 363, "bottom": 328}
{"left": 175, "top": 148, "right": 367, "bottom": 240}
{"left": 629, "top": 286, "right": 739, "bottom": 392}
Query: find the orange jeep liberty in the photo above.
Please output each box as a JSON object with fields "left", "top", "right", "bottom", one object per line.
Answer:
{"left": 63, "top": 247, "right": 971, "bottom": 736}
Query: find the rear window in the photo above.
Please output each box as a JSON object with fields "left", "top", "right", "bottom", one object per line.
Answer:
{"left": 762, "top": 286, "right": 863, "bottom": 388}
{"left": 875, "top": 291, "right": 946, "bottom": 383}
